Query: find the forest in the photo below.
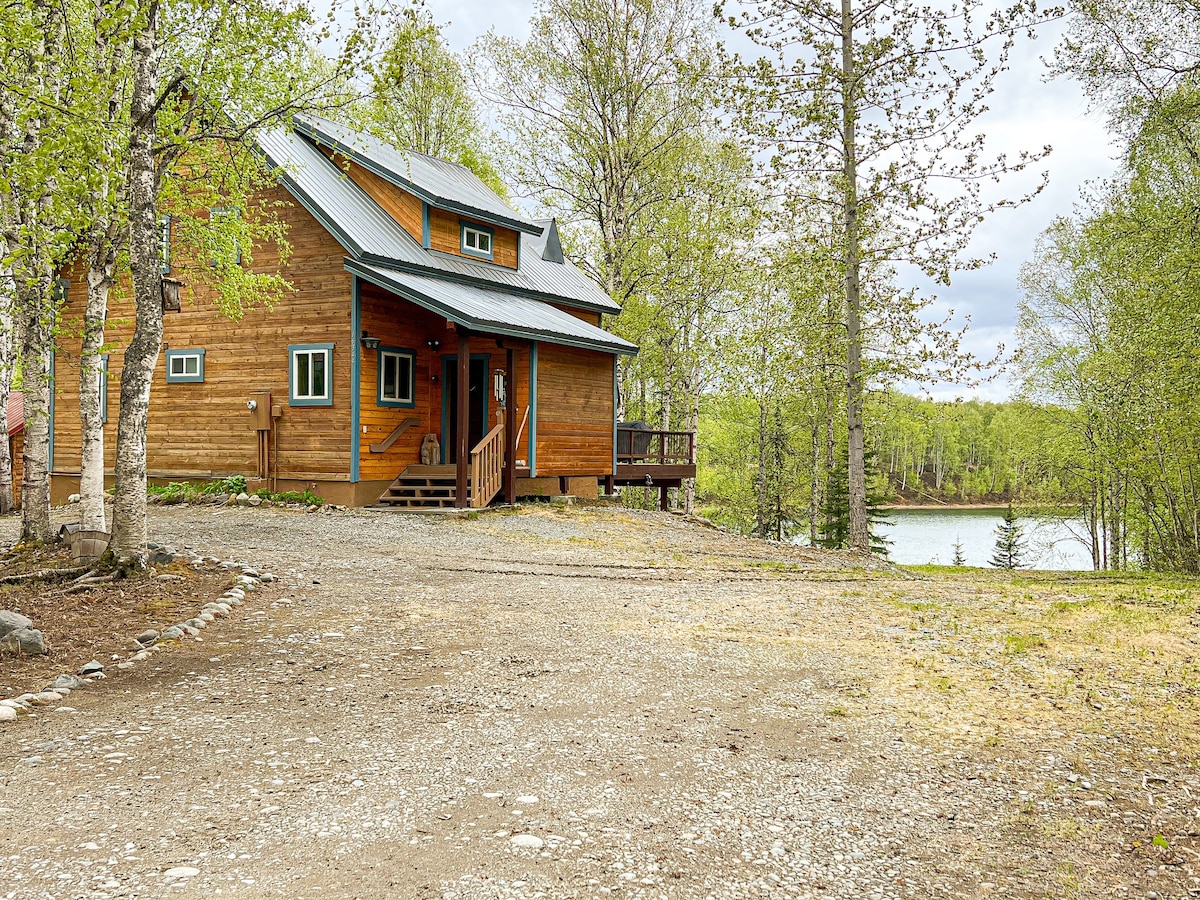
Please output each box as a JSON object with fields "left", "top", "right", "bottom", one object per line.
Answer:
{"left": 1, "top": 0, "right": 1197, "bottom": 572}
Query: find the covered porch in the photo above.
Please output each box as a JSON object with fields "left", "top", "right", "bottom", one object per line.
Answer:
{"left": 348, "top": 262, "right": 636, "bottom": 508}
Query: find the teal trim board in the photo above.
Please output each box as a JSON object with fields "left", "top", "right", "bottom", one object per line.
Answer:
{"left": 528, "top": 342, "right": 537, "bottom": 477}
{"left": 350, "top": 280, "right": 361, "bottom": 482}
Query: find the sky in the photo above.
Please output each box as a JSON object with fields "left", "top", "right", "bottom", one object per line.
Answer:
{"left": 429, "top": 1, "right": 1119, "bottom": 403}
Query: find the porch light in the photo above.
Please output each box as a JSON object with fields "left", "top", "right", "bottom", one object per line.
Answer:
{"left": 426, "top": 339, "right": 441, "bottom": 350}
{"left": 360, "top": 330, "right": 381, "bottom": 351}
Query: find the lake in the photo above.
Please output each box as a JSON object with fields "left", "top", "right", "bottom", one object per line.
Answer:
{"left": 870, "top": 507, "right": 1094, "bottom": 570}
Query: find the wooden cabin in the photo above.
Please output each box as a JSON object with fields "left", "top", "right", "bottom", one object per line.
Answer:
{"left": 47, "top": 119, "right": 695, "bottom": 508}
{"left": 8, "top": 391, "right": 23, "bottom": 508}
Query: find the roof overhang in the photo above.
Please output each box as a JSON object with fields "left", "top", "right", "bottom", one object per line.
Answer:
{"left": 296, "top": 119, "right": 542, "bottom": 236}
{"left": 347, "top": 260, "right": 638, "bottom": 357}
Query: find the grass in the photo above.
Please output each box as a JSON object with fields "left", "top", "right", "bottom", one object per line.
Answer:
{"left": 147, "top": 476, "right": 323, "bottom": 507}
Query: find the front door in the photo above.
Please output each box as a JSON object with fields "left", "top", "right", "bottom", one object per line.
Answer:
{"left": 442, "top": 355, "right": 489, "bottom": 464}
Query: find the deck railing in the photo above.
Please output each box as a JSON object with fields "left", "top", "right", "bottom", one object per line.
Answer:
{"left": 469, "top": 422, "right": 505, "bottom": 508}
{"left": 616, "top": 428, "right": 695, "bottom": 465}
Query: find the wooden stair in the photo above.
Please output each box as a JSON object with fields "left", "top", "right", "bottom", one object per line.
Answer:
{"left": 377, "top": 465, "right": 471, "bottom": 509}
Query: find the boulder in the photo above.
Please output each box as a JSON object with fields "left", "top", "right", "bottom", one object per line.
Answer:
{"left": 0, "top": 610, "right": 33, "bottom": 639}
{"left": 50, "top": 674, "right": 87, "bottom": 692}
{"left": 1, "top": 627, "right": 47, "bottom": 656}
{"left": 148, "top": 547, "right": 176, "bottom": 565}
{"left": 79, "top": 660, "right": 104, "bottom": 676}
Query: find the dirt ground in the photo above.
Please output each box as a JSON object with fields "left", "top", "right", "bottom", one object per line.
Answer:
{"left": 1, "top": 503, "right": 1198, "bottom": 899}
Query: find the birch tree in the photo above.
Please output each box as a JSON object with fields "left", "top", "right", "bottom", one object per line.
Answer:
{"left": 0, "top": 0, "right": 83, "bottom": 542}
{"left": 726, "top": 0, "right": 1052, "bottom": 550}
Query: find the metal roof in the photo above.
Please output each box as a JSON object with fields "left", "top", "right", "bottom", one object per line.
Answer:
{"left": 347, "top": 261, "right": 637, "bottom": 356}
{"left": 8, "top": 391, "right": 22, "bottom": 436}
{"left": 257, "top": 126, "right": 622, "bottom": 315}
{"left": 295, "top": 116, "right": 540, "bottom": 235}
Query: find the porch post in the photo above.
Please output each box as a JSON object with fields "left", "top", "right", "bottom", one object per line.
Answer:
{"left": 456, "top": 330, "right": 470, "bottom": 508}
{"left": 504, "top": 347, "right": 516, "bottom": 504}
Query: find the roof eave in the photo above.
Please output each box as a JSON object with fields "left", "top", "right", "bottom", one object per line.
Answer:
{"left": 358, "top": 253, "right": 622, "bottom": 317}
{"left": 295, "top": 120, "right": 542, "bottom": 236}
{"left": 345, "top": 259, "right": 638, "bottom": 357}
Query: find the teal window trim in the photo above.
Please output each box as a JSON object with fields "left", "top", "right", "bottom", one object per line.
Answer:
{"left": 166, "top": 348, "right": 205, "bottom": 383}
{"left": 528, "top": 343, "right": 538, "bottom": 477}
{"left": 289, "top": 343, "right": 334, "bottom": 407}
{"left": 376, "top": 346, "right": 416, "bottom": 408}
{"left": 350, "top": 281, "right": 361, "bottom": 482}
{"left": 159, "top": 214, "right": 171, "bottom": 274}
{"left": 421, "top": 203, "right": 431, "bottom": 249}
{"left": 99, "top": 354, "right": 109, "bottom": 424}
{"left": 460, "top": 222, "right": 494, "bottom": 261}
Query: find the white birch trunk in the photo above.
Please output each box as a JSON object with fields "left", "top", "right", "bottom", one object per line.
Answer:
{"left": 17, "top": 279, "right": 52, "bottom": 542}
{"left": 79, "top": 257, "right": 111, "bottom": 531}
{"left": 0, "top": 267, "right": 14, "bottom": 514}
{"left": 109, "top": 0, "right": 162, "bottom": 565}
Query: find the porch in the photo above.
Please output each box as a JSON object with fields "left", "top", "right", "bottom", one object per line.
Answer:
{"left": 608, "top": 427, "right": 698, "bottom": 511}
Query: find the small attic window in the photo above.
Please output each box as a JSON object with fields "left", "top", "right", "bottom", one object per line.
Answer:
{"left": 461, "top": 223, "right": 494, "bottom": 260}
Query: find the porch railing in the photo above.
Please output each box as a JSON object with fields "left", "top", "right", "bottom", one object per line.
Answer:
{"left": 469, "top": 422, "right": 504, "bottom": 508}
{"left": 616, "top": 428, "right": 695, "bottom": 465}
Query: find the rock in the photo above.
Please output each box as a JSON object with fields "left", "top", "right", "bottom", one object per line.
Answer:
{"left": 235, "top": 493, "right": 251, "bottom": 506}
{"left": 242, "top": 567, "right": 260, "bottom": 577}
{"left": 53, "top": 706, "right": 77, "bottom": 714}
{"left": 0, "top": 706, "right": 16, "bottom": 722}
{"left": 156, "top": 573, "right": 183, "bottom": 582}
{"left": 131, "top": 651, "right": 150, "bottom": 661}
{"left": 510, "top": 834, "right": 545, "bottom": 850}
{"left": 261, "top": 573, "right": 278, "bottom": 583}
{"left": 50, "top": 674, "right": 87, "bottom": 692}
{"left": 0, "top": 699, "right": 27, "bottom": 711}
{"left": 162, "top": 867, "right": 201, "bottom": 880}
{"left": 67, "top": 493, "right": 81, "bottom": 503}
{"left": 247, "top": 495, "right": 263, "bottom": 507}
{"left": 86, "top": 671, "right": 106, "bottom": 680}
{"left": 0, "top": 610, "right": 33, "bottom": 638}
{"left": 184, "top": 618, "right": 206, "bottom": 630}
{"left": 1, "top": 627, "right": 47, "bottom": 656}
{"left": 29, "top": 691, "right": 63, "bottom": 705}
{"left": 198, "top": 612, "right": 216, "bottom": 623}
{"left": 515, "top": 795, "right": 540, "bottom": 805}
{"left": 180, "top": 624, "right": 200, "bottom": 636}
{"left": 211, "top": 493, "right": 229, "bottom": 505}
{"left": 79, "top": 660, "right": 104, "bottom": 676}
{"left": 159, "top": 626, "right": 184, "bottom": 641}
{"left": 135, "top": 629, "right": 159, "bottom": 646}
{"left": 148, "top": 548, "right": 175, "bottom": 565}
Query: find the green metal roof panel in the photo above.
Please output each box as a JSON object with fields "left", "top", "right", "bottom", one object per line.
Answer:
{"left": 348, "top": 261, "right": 638, "bottom": 356}
{"left": 296, "top": 116, "right": 540, "bottom": 234}
{"left": 258, "top": 126, "right": 622, "bottom": 314}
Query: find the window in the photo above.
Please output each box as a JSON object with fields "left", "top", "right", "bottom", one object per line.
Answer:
{"left": 377, "top": 348, "right": 415, "bottom": 407}
{"left": 460, "top": 222, "right": 494, "bottom": 260}
{"left": 99, "top": 355, "right": 109, "bottom": 423}
{"left": 166, "top": 349, "right": 205, "bottom": 383}
{"left": 159, "top": 215, "right": 171, "bottom": 274}
{"left": 289, "top": 343, "right": 333, "bottom": 406}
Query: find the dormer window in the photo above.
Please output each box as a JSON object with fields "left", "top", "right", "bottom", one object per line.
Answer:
{"left": 461, "top": 223, "right": 494, "bottom": 260}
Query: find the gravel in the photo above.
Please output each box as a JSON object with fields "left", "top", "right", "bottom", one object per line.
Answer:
{"left": 0, "top": 503, "right": 1194, "bottom": 898}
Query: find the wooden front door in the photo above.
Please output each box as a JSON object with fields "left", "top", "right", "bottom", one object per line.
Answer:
{"left": 442, "top": 355, "right": 489, "bottom": 463}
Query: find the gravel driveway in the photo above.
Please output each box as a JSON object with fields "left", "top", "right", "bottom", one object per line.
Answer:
{"left": 0, "top": 504, "right": 1194, "bottom": 898}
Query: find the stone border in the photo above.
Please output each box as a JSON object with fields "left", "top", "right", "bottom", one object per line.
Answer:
{"left": 0, "top": 555, "right": 277, "bottom": 725}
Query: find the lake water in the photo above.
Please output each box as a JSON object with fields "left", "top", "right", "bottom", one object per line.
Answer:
{"left": 871, "top": 507, "right": 1095, "bottom": 570}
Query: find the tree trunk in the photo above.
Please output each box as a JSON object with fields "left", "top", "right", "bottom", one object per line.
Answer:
{"left": 0, "top": 268, "right": 14, "bottom": 514}
{"left": 109, "top": 0, "right": 163, "bottom": 565}
{"left": 840, "top": 0, "right": 869, "bottom": 551}
{"left": 756, "top": 394, "right": 768, "bottom": 539}
{"left": 17, "top": 279, "right": 53, "bottom": 542}
{"left": 79, "top": 254, "right": 112, "bottom": 532}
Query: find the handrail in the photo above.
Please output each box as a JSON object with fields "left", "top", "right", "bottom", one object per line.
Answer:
{"left": 616, "top": 427, "right": 695, "bottom": 465}
{"left": 469, "top": 422, "right": 505, "bottom": 508}
{"left": 369, "top": 417, "right": 421, "bottom": 453}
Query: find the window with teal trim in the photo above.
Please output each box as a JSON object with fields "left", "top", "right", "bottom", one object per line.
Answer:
{"left": 166, "top": 348, "right": 205, "bottom": 383}
{"left": 99, "top": 355, "right": 109, "bottom": 423}
{"left": 159, "top": 215, "right": 171, "bottom": 274}
{"left": 209, "top": 207, "right": 242, "bottom": 266}
{"left": 460, "top": 222, "right": 494, "bottom": 260}
{"left": 377, "top": 347, "right": 415, "bottom": 408}
{"left": 290, "top": 344, "right": 333, "bottom": 406}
